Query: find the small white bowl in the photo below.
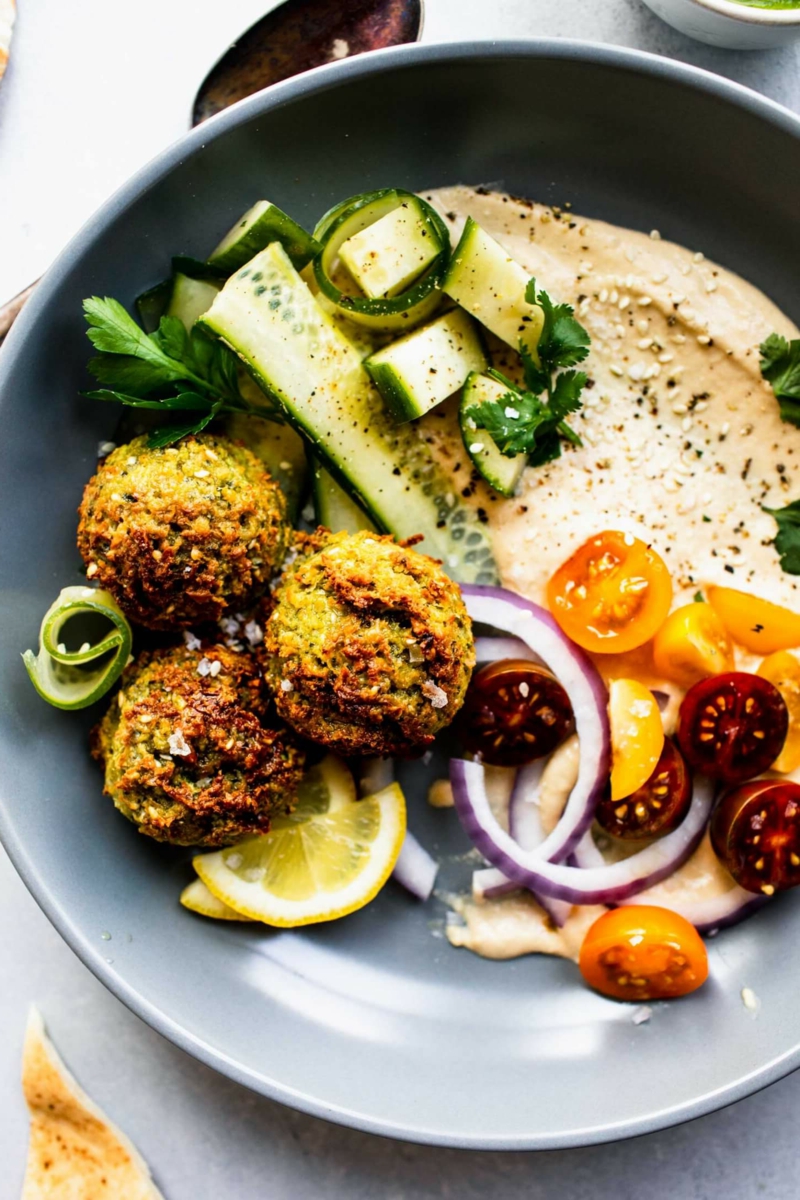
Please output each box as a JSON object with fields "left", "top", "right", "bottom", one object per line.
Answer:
{"left": 641, "top": 0, "right": 800, "bottom": 48}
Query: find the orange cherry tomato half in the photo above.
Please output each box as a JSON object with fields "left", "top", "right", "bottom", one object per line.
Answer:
{"left": 652, "top": 602, "right": 734, "bottom": 690}
{"left": 457, "top": 660, "right": 575, "bottom": 767}
{"left": 579, "top": 906, "right": 708, "bottom": 1001}
{"left": 707, "top": 586, "right": 800, "bottom": 655}
{"left": 710, "top": 779, "right": 800, "bottom": 895}
{"left": 608, "top": 677, "right": 665, "bottom": 801}
{"left": 547, "top": 531, "right": 673, "bottom": 654}
{"left": 756, "top": 651, "right": 800, "bottom": 774}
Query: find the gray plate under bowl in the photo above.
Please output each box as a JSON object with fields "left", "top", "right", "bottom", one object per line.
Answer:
{"left": 1, "top": 41, "right": 799, "bottom": 1149}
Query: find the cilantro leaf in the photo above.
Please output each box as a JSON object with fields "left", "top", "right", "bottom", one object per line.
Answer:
{"left": 81, "top": 296, "right": 282, "bottom": 445}
{"left": 763, "top": 499, "right": 800, "bottom": 575}
{"left": 465, "top": 280, "right": 590, "bottom": 469}
{"left": 759, "top": 333, "right": 800, "bottom": 428}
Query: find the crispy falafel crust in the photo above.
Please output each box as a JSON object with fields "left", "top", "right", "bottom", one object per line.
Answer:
{"left": 77, "top": 433, "right": 289, "bottom": 630}
{"left": 263, "top": 529, "right": 475, "bottom": 757}
{"left": 92, "top": 643, "right": 304, "bottom": 847}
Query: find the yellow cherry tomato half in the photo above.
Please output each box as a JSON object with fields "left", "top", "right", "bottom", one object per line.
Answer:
{"left": 652, "top": 601, "right": 735, "bottom": 689}
{"left": 757, "top": 651, "right": 800, "bottom": 773}
{"left": 608, "top": 678, "right": 665, "bottom": 801}
{"left": 579, "top": 906, "right": 708, "bottom": 1001}
{"left": 707, "top": 587, "right": 800, "bottom": 654}
{"left": 547, "top": 531, "right": 673, "bottom": 654}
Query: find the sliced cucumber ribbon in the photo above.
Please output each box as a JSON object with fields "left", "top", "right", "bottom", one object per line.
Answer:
{"left": 23, "top": 587, "right": 133, "bottom": 710}
{"left": 312, "top": 189, "right": 450, "bottom": 332}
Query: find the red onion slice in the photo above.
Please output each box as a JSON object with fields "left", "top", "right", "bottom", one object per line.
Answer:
{"left": 361, "top": 758, "right": 439, "bottom": 901}
{"left": 393, "top": 830, "right": 439, "bottom": 901}
{"left": 474, "top": 636, "right": 540, "bottom": 664}
{"left": 461, "top": 585, "right": 610, "bottom": 861}
{"left": 451, "top": 757, "right": 714, "bottom": 905}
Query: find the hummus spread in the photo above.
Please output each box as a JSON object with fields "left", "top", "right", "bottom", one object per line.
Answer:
{"left": 427, "top": 186, "right": 800, "bottom": 961}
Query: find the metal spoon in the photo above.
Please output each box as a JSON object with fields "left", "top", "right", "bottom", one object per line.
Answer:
{"left": 0, "top": 0, "right": 423, "bottom": 342}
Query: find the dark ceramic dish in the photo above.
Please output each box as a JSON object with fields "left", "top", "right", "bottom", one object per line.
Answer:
{"left": 1, "top": 42, "right": 799, "bottom": 1149}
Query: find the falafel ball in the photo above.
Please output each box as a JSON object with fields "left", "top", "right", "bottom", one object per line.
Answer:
{"left": 77, "top": 433, "right": 289, "bottom": 630}
{"left": 262, "top": 529, "right": 475, "bottom": 757}
{"left": 92, "top": 642, "right": 305, "bottom": 846}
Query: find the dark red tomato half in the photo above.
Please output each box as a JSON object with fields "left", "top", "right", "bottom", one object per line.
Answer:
{"left": 677, "top": 672, "right": 788, "bottom": 785}
{"left": 458, "top": 659, "right": 575, "bottom": 767}
{"left": 710, "top": 779, "right": 800, "bottom": 895}
{"left": 596, "top": 737, "right": 692, "bottom": 840}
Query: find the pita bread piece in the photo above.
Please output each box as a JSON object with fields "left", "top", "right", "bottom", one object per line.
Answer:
{"left": 21, "top": 1007, "right": 164, "bottom": 1199}
{"left": 0, "top": 0, "right": 15, "bottom": 83}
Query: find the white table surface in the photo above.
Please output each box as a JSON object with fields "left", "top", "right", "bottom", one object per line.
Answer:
{"left": 2, "top": 2, "right": 800, "bottom": 1196}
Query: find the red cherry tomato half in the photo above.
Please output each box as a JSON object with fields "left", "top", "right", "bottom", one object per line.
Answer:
{"left": 596, "top": 737, "right": 692, "bottom": 840}
{"left": 677, "top": 672, "right": 788, "bottom": 785}
{"left": 458, "top": 659, "right": 575, "bottom": 767}
{"left": 710, "top": 779, "right": 800, "bottom": 895}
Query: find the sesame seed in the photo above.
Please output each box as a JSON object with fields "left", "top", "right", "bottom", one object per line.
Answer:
{"left": 682, "top": 416, "right": 694, "bottom": 432}
{"left": 741, "top": 987, "right": 760, "bottom": 1013}
{"left": 86, "top": 563, "right": 98, "bottom": 578}
{"left": 609, "top": 364, "right": 624, "bottom": 378}
{"left": 469, "top": 442, "right": 484, "bottom": 453}
{"left": 658, "top": 352, "right": 674, "bottom": 364}
{"left": 693, "top": 251, "right": 705, "bottom": 262}
{"left": 705, "top": 280, "right": 718, "bottom": 293}
{"left": 697, "top": 334, "right": 711, "bottom": 346}
{"left": 195, "top": 469, "right": 210, "bottom": 478}
{"left": 127, "top": 456, "right": 138, "bottom": 466}
{"left": 279, "top": 460, "right": 291, "bottom": 470}
{"left": 650, "top": 229, "right": 661, "bottom": 240}
{"left": 97, "top": 440, "right": 116, "bottom": 457}
{"left": 672, "top": 403, "right": 688, "bottom": 416}
{"left": 628, "top": 363, "right": 646, "bottom": 382}
{"left": 636, "top": 319, "right": 650, "bottom": 334}
{"left": 637, "top": 296, "right": 653, "bottom": 307}
{"left": 637, "top": 337, "right": 652, "bottom": 351}
{"left": 694, "top": 400, "right": 709, "bottom": 414}
{"left": 618, "top": 295, "right": 631, "bottom": 310}
{"left": 720, "top": 422, "right": 730, "bottom": 437}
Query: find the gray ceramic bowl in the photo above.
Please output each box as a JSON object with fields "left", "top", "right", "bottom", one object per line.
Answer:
{"left": 2, "top": 41, "right": 800, "bottom": 1150}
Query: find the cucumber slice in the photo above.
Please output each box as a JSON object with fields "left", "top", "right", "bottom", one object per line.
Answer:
{"left": 313, "top": 189, "right": 450, "bottom": 333}
{"left": 339, "top": 197, "right": 444, "bottom": 299}
{"left": 225, "top": 401, "right": 308, "bottom": 522}
{"left": 199, "top": 244, "right": 498, "bottom": 584}
{"left": 167, "top": 273, "right": 221, "bottom": 331}
{"left": 364, "top": 309, "right": 487, "bottom": 423}
{"left": 135, "top": 278, "right": 172, "bottom": 333}
{"left": 443, "top": 217, "right": 544, "bottom": 355}
{"left": 312, "top": 457, "right": 376, "bottom": 533}
{"left": 22, "top": 587, "right": 132, "bottom": 711}
{"left": 460, "top": 373, "right": 527, "bottom": 498}
{"left": 209, "top": 200, "right": 319, "bottom": 274}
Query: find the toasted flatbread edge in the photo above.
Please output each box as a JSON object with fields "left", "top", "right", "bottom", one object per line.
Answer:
{"left": 21, "top": 1006, "right": 165, "bottom": 1199}
{"left": 0, "top": 0, "right": 15, "bottom": 83}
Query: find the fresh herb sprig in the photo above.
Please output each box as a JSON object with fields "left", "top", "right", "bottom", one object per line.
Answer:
{"left": 82, "top": 297, "right": 282, "bottom": 448}
{"left": 759, "top": 334, "right": 800, "bottom": 573}
{"left": 760, "top": 333, "right": 800, "bottom": 428}
{"left": 463, "top": 280, "right": 590, "bottom": 466}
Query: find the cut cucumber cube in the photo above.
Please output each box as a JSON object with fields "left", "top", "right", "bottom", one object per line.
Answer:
{"left": 460, "top": 373, "right": 527, "bottom": 498}
{"left": 338, "top": 198, "right": 444, "bottom": 299}
{"left": 209, "top": 200, "right": 320, "bottom": 274}
{"left": 199, "top": 244, "right": 498, "bottom": 584}
{"left": 167, "top": 273, "right": 221, "bottom": 331}
{"left": 443, "top": 217, "right": 544, "bottom": 355}
{"left": 364, "top": 309, "right": 487, "bottom": 423}
{"left": 312, "top": 457, "right": 376, "bottom": 534}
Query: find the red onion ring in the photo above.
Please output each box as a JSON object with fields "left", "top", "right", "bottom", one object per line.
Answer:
{"left": 451, "top": 757, "right": 714, "bottom": 905}
{"left": 461, "top": 585, "right": 610, "bottom": 862}
{"left": 474, "top": 636, "right": 540, "bottom": 664}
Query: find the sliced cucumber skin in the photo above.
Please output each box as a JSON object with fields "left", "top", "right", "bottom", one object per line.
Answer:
{"left": 312, "top": 457, "right": 376, "bottom": 534}
{"left": 199, "top": 244, "right": 498, "bottom": 585}
{"left": 443, "top": 217, "right": 544, "bottom": 355}
{"left": 209, "top": 200, "right": 320, "bottom": 274}
{"left": 460, "top": 373, "right": 527, "bottom": 498}
{"left": 364, "top": 310, "right": 487, "bottom": 423}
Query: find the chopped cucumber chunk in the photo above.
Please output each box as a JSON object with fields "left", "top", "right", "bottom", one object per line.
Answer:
{"left": 200, "top": 244, "right": 498, "bottom": 584}
{"left": 312, "top": 457, "right": 376, "bottom": 534}
{"left": 167, "top": 273, "right": 221, "bottom": 331}
{"left": 443, "top": 217, "right": 544, "bottom": 354}
{"left": 364, "top": 309, "right": 487, "bottom": 423}
{"left": 339, "top": 198, "right": 443, "bottom": 299}
{"left": 460, "top": 373, "right": 527, "bottom": 498}
{"left": 209, "top": 200, "right": 319, "bottom": 274}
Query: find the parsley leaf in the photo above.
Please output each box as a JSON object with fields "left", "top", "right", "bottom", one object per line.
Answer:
{"left": 759, "top": 333, "right": 800, "bottom": 428}
{"left": 82, "top": 297, "right": 282, "bottom": 447}
{"left": 464, "top": 281, "right": 590, "bottom": 464}
{"left": 763, "top": 498, "right": 800, "bottom": 575}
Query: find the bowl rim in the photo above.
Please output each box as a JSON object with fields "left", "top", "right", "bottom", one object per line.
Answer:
{"left": 3, "top": 37, "right": 800, "bottom": 1150}
{"left": 684, "top": 0, "right": 800, "bottom": 28}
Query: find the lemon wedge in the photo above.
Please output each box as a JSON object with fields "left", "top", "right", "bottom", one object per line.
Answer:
{"left": 194, "top": 774, "right": 406, "bottom": 928}
{"left": 180, "top": 877, "right": 253, "bottom": 921}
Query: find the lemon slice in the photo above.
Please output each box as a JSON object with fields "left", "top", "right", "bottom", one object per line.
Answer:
{"left": 180, "top": 877, "right": 253, "bottom": 921}
{"left": 194, "top": 781, "right": 406, "bottom": 927}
